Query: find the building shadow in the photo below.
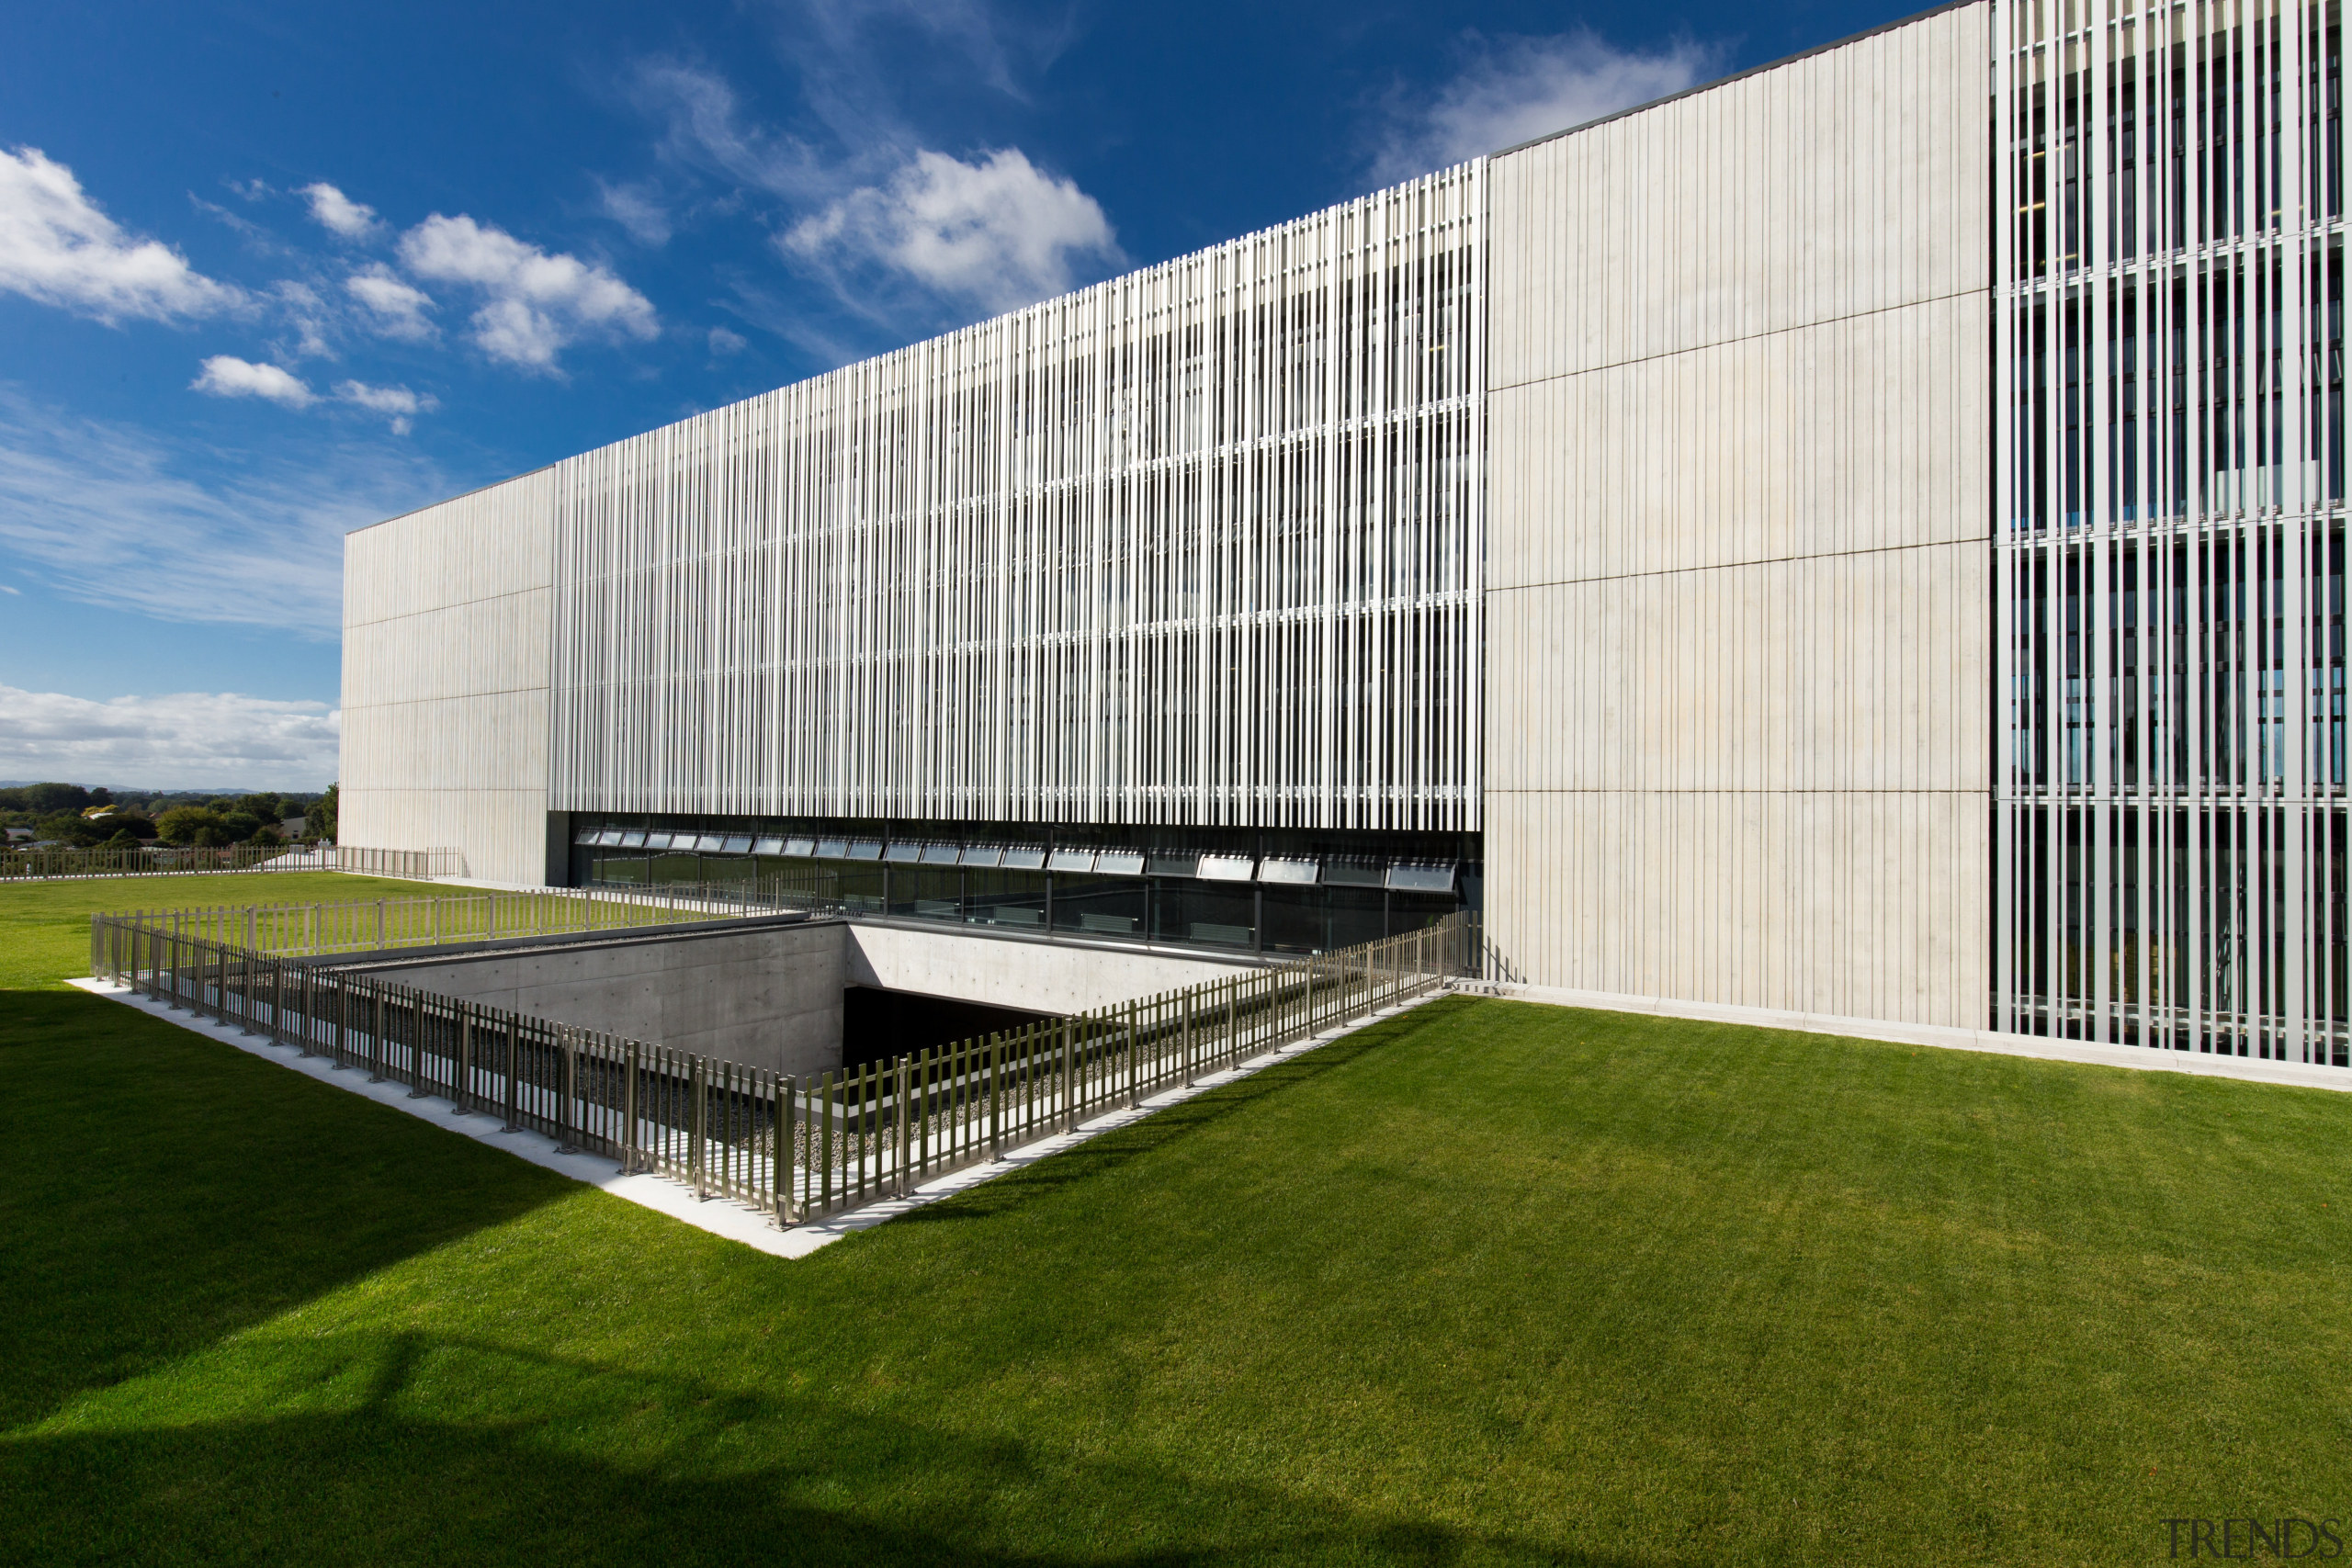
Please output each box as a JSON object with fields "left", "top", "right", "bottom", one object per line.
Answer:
{"left": 0, "top": 988, "right": 578, "bottom": 1430}
{"left": 0, "top": 1326, "right": 1665, "bottom": 1568}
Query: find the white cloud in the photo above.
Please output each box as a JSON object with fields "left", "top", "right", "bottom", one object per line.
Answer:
{"left": 191, "top": 355, "right": 315, "bottom": 408}
{"left": 397, "top": 214, "right": 658, "bottom": 370}
{"left": 598, "top": 178, "right": 673, "bottom": 245}
{"left": 335, "top": 378, "right": 436, "bottom": 434}
{"left": 0, "top": 146, "right": 239, "bottom": 322}
{"left": 632, "top": 62, "right": 832, "bottom": 204}
{"left": 344, "top": 262, "right": 436, "bottom": 341}
{"left": 269, "top": 278, "right": 333, "bottom": 357}
{"left": 1372, "top": 30, "right": 1724, "bottom": 182}
{"left": 0, "top": 685, "right": 341, "bottom": 791}
{"left": 707, "top": 325, "right": 746, "bottom": 355}
{"left": 0, "top": 387, "right": 441, "bottom": 635}
{"left": 786, "top": 148, "right": 1119, "bottom": 312}
{"left": 300, "top": 181, "right": 383, "bottom": 240}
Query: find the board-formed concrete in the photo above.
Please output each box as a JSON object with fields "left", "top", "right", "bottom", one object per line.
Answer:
{"left": 356, "top": 919, "right": 845, "bottom": 1076}
{"left": 1479, "top": 1, "right": 1993, "bottom": 1030}
{"left": 845, "top": 921, "right": 1260, "bottom": 1017}
{"left": 343, "top": 916, "right": 1261, "bottom": 1073}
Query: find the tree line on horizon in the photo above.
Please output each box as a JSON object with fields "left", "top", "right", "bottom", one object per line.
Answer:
{"left": 0, "top": 782, "right": 337, "bottom": 850}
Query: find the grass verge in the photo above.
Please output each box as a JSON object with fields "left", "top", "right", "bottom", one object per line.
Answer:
{"left": 4, "top": 877, "right": 2350, "bottom": 1564}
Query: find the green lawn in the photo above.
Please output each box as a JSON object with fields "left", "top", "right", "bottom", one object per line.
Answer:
{"left": 5, "top": 877, "right": 2350, "bottom": 1564}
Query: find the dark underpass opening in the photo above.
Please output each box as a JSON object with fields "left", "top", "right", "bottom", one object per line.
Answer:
{"left": 841, "top": 987, "right": 1061, "bottom": 1070}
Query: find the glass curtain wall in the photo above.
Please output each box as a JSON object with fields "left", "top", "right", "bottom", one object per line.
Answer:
{"left": 571, "top": 817, "right": 1476, "bottom": 956}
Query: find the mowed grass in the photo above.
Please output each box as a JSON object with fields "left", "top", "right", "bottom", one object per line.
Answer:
{"left": 5, "top": 880, "right": 2352, "bottom": 1564}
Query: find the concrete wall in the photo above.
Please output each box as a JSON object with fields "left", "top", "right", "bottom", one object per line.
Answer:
{"left": 340, "top": 472, "right": 557, "bottom": 886}
{"left": 845, "top": 922, "right": 1260, "bottom": 1016}
{"left": 1481, "top": 4, "right": 1993, "bottom": 1028}
{"left": 367, "top": 921, "right": 844, "bottom": 1076}
{"left": 348, "top": 919, "right": 1254, "bottom": 1073}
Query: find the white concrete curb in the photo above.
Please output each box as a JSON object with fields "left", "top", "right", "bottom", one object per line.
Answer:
{"left": 67, "top": 976, "right": 1439, "bottom": 1258}
{"left": 1466, "top": 980, "right": 2352, "bottom": 1095}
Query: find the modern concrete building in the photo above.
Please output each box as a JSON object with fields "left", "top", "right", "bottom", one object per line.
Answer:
{"left": 345, "top": 0, "right": 2351, "bottom": 1065}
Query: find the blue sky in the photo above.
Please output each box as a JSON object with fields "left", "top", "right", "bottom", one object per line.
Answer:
{"left": 0, "top": 0, "right": 1911, "bottom": 788}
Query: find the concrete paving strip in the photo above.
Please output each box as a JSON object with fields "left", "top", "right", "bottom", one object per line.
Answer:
{"left": 67, "top": 975, "right": 1438, "bottom": 1259}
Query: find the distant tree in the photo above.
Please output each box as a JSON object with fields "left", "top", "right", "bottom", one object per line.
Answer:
{"left": 251, "top": 826, "right": 286, "bottom": 849}
{"left": 155, "top": 806, "right": 230, "bottom": 846}
{"left": 312, "top": 784, "right": 339, "bottom": 843}
{"left": 88, "top": 786, "right": 113, "bottom": 806}
{"left": 33, "top": 811, "right": 106, "bottom": 846}
{"left": 220, "top": 810, "right": 263, "bottom": 842}
{"left": 110, "top": 815, "right": 159, "bottom": 841}
{"left": 101, "top": 828, "right": 142, "bottom": 850}
{"left": 22, "top": 783, "right": 90, "bottom": 816}
{"left": 232, "top": 792, "right": 283, "bottom": 823}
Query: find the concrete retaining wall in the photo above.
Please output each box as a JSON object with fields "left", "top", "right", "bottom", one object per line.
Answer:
{"left": 345, "top": 917, "right": 1267, "bottom": 1074}
{"left": 844, "top": 922, "right": 1258, "bottom": 1015}
{"left": 358, "top": 920, "right": 845, "bottom": 1076}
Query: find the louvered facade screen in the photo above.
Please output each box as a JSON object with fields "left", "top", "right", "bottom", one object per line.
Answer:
{"left": 547, "top": 164, "right": 1485, "bottom": 832}
{"left": 1993, "top": 0, "right": 2350, "bottom": 1060}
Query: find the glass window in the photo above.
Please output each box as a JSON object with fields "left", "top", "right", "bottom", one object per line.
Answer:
{"left": 1153, "top": 883, "right": 1256, "bottom": 949}
{"left": 1388, "top": 893, "right": 1456, "bottom": 938}
{"left": 965, "top": 867, "right": 1047, "bottom": 928}
{"left": 1054, "top": 873, "right": 1146, "bottom": 938}
{"left": 831, "top": 863, "right": 886, "bottom": 913}
{"left": 888, "top": 866, "right": 962, "bottom": 920}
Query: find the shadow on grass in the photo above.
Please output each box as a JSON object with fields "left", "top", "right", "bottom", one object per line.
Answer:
{"left": 894, "top": 1000, "right": 1472, "bottom": 1228}
{"left": 0, "top": 989, "right": 577, "bottom": 1431}
{"left": 0, "top": 1326, "right": 1658, "bottom": 1568}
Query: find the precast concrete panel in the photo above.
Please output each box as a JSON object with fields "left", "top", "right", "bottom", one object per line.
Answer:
{"left": 341, "top": 471, "right": 556, "bottom": 885}
{"left": 1482, "top": 1, "right": 1996, "bottom": 1029}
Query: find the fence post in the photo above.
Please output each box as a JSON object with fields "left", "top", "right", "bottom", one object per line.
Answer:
{"left": 775, "top": 1077, "right": 797, "bottom": 1226}
{"left": 895, "top": 1055, "right": 911, "bottom": 1197}
{"left": 1183, "top": 989, "right": 1195, "bottom": 1088}
{"left": 1060, "top": 1018, "right": 1076, "bottom": 1133}
{"left": 376, "top": 899, "right": 385, "bottom": 951}
{"left": 621, "top": 1039, "right": 639, "bottom": 1170}
{"left": 368, "top": 983, "right": 385, "bottom": 1082}
{"left": 1127, "top": 999, "right": 1139, "bottom": 1109}
{"left": 818, "top": 1070, "right": 833, "bottom": 1216}
{"left": 989, "top": 1035, "right": 1002, "bottom": 1156}
{"left": 689, "top": 1052, "right": 706, "bottom": 1196}
{"left": 407, "top": 990, "right": 432, "bottom": 1099}
{"left": 454, "top": 1006, "right": 474, "bottom": 1115}
{"left": 557, "top": 1029, "right": 581, "bottom": 1155}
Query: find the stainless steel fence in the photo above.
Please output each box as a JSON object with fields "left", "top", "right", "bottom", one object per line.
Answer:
{"left": 86, "top": 884, "right": 844, "bottom": 965}
{"left": 3, "top": 843, "right": 462, "bottom": 882}
{"left": 89, "top": 907, "right": 1475, "bottom": 1226}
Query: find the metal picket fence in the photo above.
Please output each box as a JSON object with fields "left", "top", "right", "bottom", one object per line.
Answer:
{"left": 89, "top": 883, "right": 844, "bottom": 967}
{"left": 4, "top": 842, "right": 459, "bottom": 882}
{"left": 89, "top": 905, "right": 1475, "bottom": 1227}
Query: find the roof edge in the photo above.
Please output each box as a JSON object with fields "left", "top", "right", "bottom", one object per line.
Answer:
{"left": 1489, "top": 0, "right": 1986, "bottom": 160}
